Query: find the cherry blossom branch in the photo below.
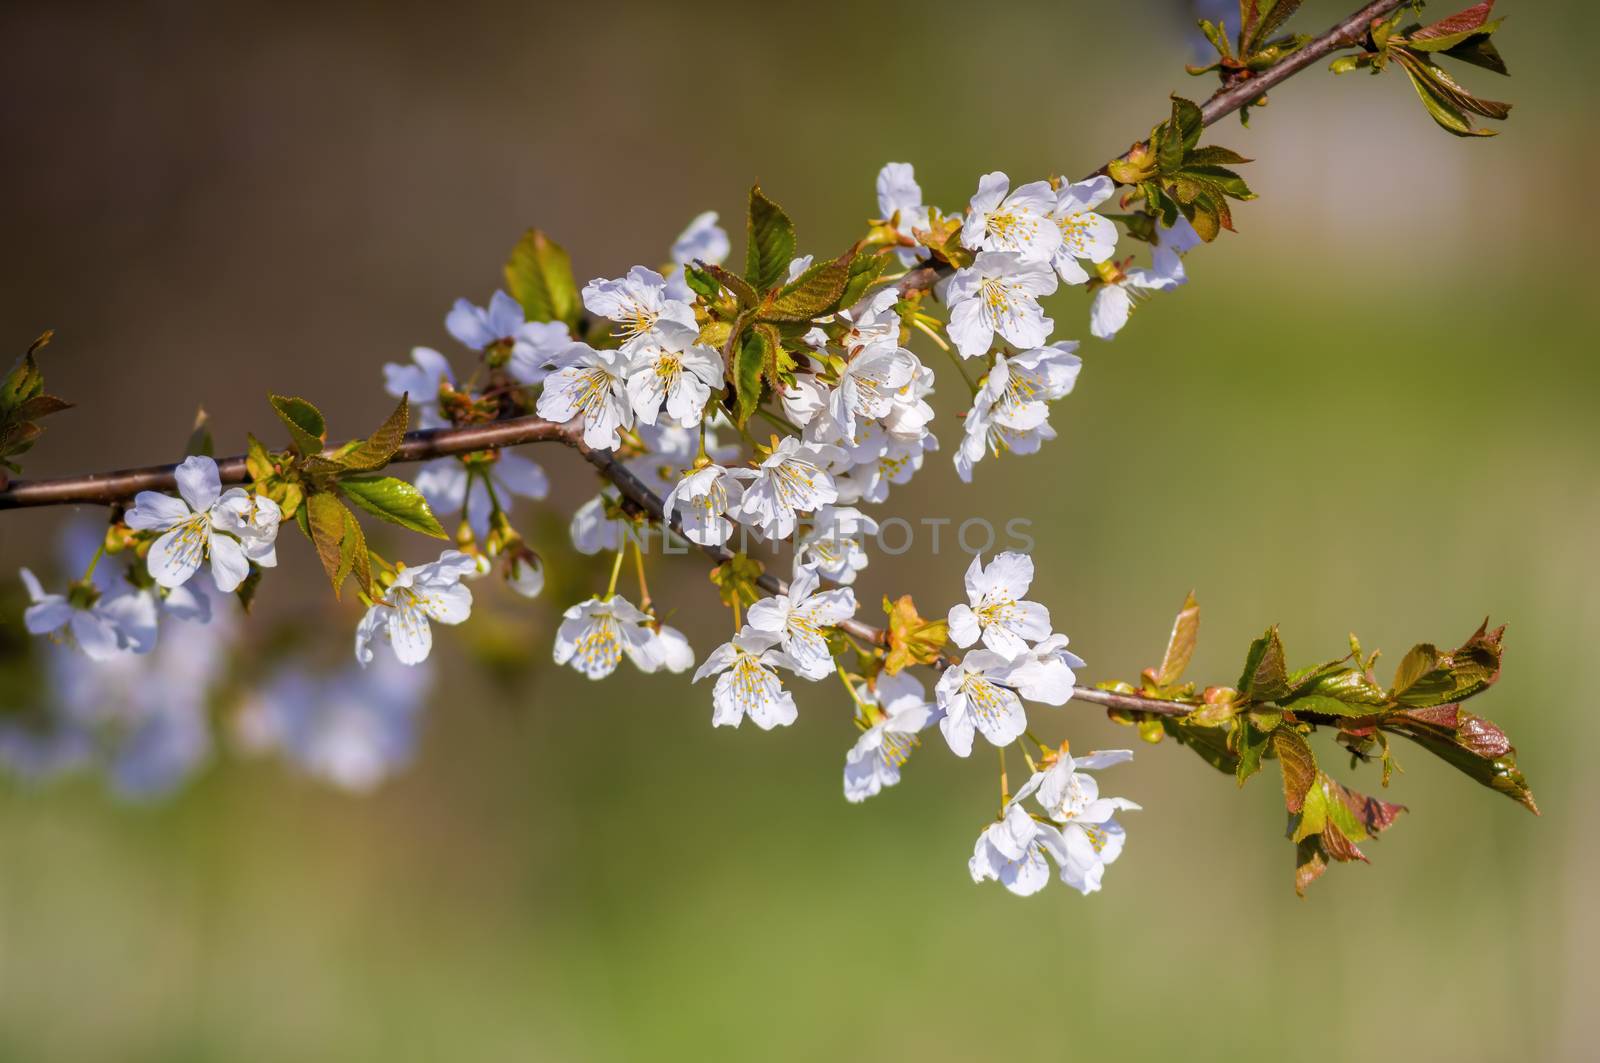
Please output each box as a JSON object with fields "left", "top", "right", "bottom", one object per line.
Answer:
{"left": 0, "top": 410, "right": 1194, "bottom": 717}
{"left": 1198, "top": 0, "right": 1408, "bottom": 124}
{"left": 0, "top": 0, "right": 1401, "bottom": 514}
{"left": 892, "top": 0, "right": 1407, "bottom": 298}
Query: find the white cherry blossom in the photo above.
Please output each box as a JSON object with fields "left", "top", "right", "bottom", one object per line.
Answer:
{"left": 843, "top": 670, "right": 939, "bottom": 803}
{"left": 745, "top": 564, "right": 856, "bottom": 679}
{"left": 1153, "top": 215, "right": 1203, "bottom": 281}
{"left": 961, "top": 172, "right": 1062, "bottom": 262}
{"left": 778, "top": 366, "right": 832, "bottom": 429}
{"left": 837, "top": 288, "right": 903, "bottom": 353}
{"left": 947, "top": 552, "right": 1051, "bottom": 657}
{"left": 881, "top": 359, "right": 936, "bottom": 439}
{"left": 672, "top": 211, "right": 731, "bottom": 266}
{"left": 829, "top": 343, "right": 919, "bottom": 436}
{"left": 506, "top": 551, "right": 545, "bottom": 599}
{"left": 447, "top": 290, "right": 528, "bottom": 351}
{"left": 663, "top": 462, "right": 754, "bottom": 547}
{"left": 126, "top": 456, "right": 281, "bottom": 593}
{"left": 969, "top": 803, "right": 1071, "bottom": 897}
{"left": 647, "top": 624, "right": 696, "bottom": 674}
{"left": 1013, "top": 749, "right": 1140, "bottom": 894}
{"left": 736, "top": 436, "right": 844, "bottom": 540}
{"left": 354, "top": 550, "right": 476, "bottom": 667}
{"left": 507, "top": 320, "right": 574, "bottom": 387}
{"left": 1011, "top": 633, "right": 1086, "bottom": 705}
{"left": 537, "top": 342, "right": 635, "bottom": 450}
{"left": 935, "top": 649, "right": 1032, "bottom": 756}
{"left": 581, "top": 266, "right": 697, "bottom": 353}
{"left": 624, "top": 319, "right": 723, "bottom": 428}
{"left": 796, "top": 505, "right": 877, "bottom": 585}
{"left": 20, "top": 568, "right": 156, "bottom": 662}
{"left": 946, "top": 251, "right": 1058, "bottom": 358}
{"left": 1051, "top": 176, "right": 1119, "bottom": 284}
{"left": 876, "top": 161, "right": 934, "bottom": 266}
{"left": 953, "top": 344, "right": 1080, "bottom": 482}
{"left": 1089, "top": 260, "right": 1182, "bottom": 341}
{"left": 835, "top": 423, "right": 937, "bottom": 505}
{"left": 692, "top": 628, "right": 803, "bottom": 730}
{"left": 954, "top": 384, "right": 1055, "bottom": 484}
{"left": 552, "top": 594, "right": 661, "bottom": 679}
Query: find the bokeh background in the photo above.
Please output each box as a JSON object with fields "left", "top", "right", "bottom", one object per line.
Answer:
{"left": 2, "top": 1, "right": 1596, "bottom": 1059}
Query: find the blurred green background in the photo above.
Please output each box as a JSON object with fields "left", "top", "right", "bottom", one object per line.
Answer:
{"left": 1, "top": 1, "right": 1595, "bottom": 1059}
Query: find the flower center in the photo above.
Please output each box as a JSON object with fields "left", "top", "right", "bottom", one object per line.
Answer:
{"left": 575, "top": 613, "right": 623, "bottom": 673}
{"left": 879, "top": 729, "right": 920, "bottom": 768}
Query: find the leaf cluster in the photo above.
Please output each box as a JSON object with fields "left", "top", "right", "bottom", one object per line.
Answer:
{"left": 1107, "top": 96, "right": 1256, "bottom": 242}
{"left": 692, "top": 185, "right": 892, "bottom": 427}
{"left": 1104, "top": 594, "right": 1534, "bottom": 893}
{"left": 1, "top": 332, "right": 73, "bottom": 476}
{"left": 250, "top": 394, "right": 446, "bottom": 601}
{"left": 1190, "top": 1, "right": 1313, "bottom": 124}
{"left": 1332, "top": 1, "right": 1511, "bottom": 137}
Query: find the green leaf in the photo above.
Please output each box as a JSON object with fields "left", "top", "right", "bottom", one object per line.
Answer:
{"left": 339, "top": 396, "right": 410, "bottom": 472}
{"left": 1240, "top": 0, "right": 1302, "bottom": 54}
{"left": 1235, "top": 715, "right": 1272, "bottom": 786}
{"left": 340, "top": 475, "right": 448, "bottom": 538}
{"left": 1300, "top": 667, "right": 1390, "bottom": 707}
{"left": 732, "top": 326, "right": 769, "bottom": 427}
{"left": 703, "top": 263, "right": 761, "bottom": 308}
{"left": 504, "top": 229, "right": 581, "bottom": 328}
{"left": 1238, "top": 626, "right": 1290, "bottom": 701}
{"left": 761, "top": 251, "right": 852, "bottom": 322}
{"left": 336, "top": 506, "right": 373, "bottom": 599}
{"left": 1178, "top": 164, "right": 1255, "bottom": 200}
{"left": 305, "top": 491, "right": 351, "bottom": 597}
{"left": 1395, "top": 51, "right": 1504, "bottom": 136}
{"left": 682, "top": 263, "right": 723, "bottom": 302}
{"left": 1183, "top": 145, "right": 1253, "bottom": 166}
{"left": 0, "top": 332, "right": 72, "bottom": 471}
{"left": 1281, "top": 693, "right": 1377, "bottom": 718}
{"left": 245, "top": 434, "right": 275, "bottom": 483}
{"left": 1390, "top": 622, "right": 1503, "bottom": 706}
{"left": 269, "top": 395, "right": 327, "bottom": 456}
{"left": 744, "top": 185, "right": 796, "bottom": 291}
{"left": 838, "top": 250, "right": 890, "bottom": 312}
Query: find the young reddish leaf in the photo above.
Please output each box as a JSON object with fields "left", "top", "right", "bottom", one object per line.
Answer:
{"left": 1272, "top": 728, "right": 1317, "bottom": 813}
{"left": 1148, "top": 591, "right": 1200, "bottom": 688}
